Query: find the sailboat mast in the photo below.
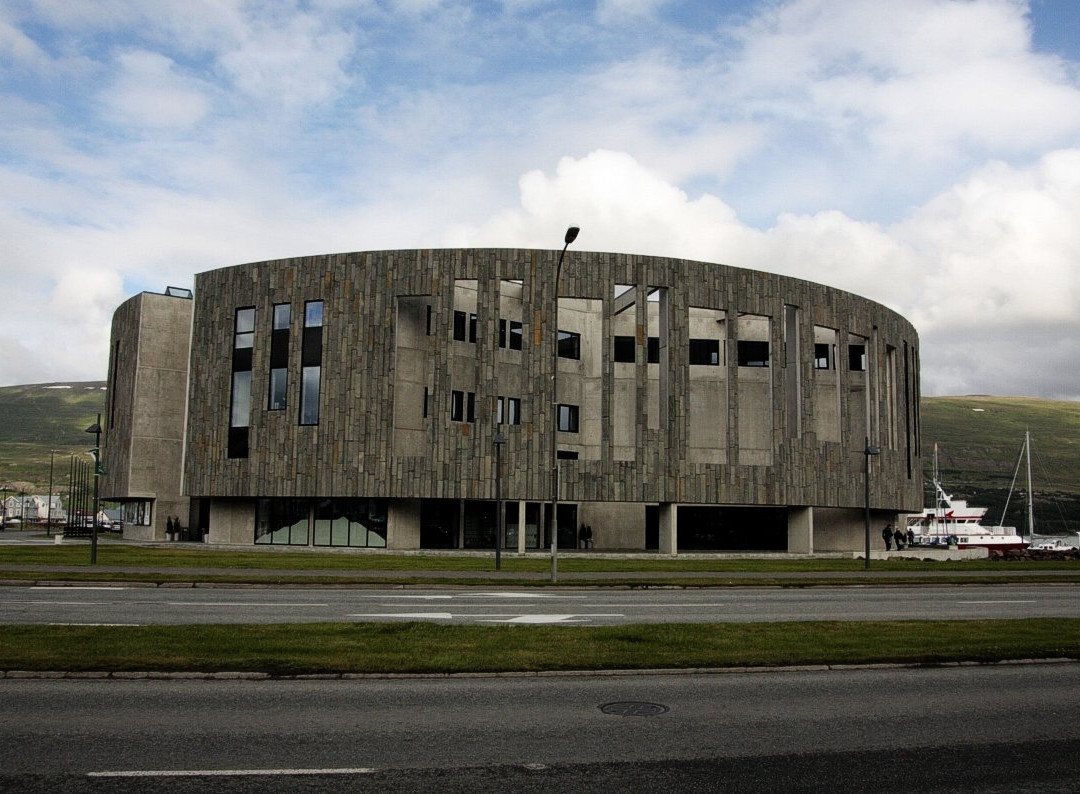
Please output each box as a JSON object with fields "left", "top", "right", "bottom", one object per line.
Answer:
{"left": 1025, "top": 430, "right": 1034, "bottom": 540}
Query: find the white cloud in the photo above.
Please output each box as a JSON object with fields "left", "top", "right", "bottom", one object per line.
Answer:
{"left": 1, "top": 0, "right": 1079, "bottom": 400}
{"left": 102, "top": 50, "right": 211, "bottom": 129}
{"left": 454, "top": 147, "right": 1079, "bottom": 398}
{"left": 217, "top": 13, "right": 357, "bottom": 109}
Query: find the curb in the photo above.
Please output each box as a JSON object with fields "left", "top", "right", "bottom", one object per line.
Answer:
{"left": 3, "top": 658, "right": 1076, "bottom": 681}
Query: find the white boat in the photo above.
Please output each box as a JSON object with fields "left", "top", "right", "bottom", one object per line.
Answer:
{"left": 907, "top": 435, "right": 1030, "bottom": 551}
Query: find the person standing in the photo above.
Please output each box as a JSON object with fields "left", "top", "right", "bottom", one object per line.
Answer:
{"left": 881, "top": 523, "right": 893, "bottom": 551}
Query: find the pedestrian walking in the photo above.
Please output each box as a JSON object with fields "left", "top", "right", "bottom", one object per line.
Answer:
{"left": 881, "top": 523, "right": 893, "bottom": 551}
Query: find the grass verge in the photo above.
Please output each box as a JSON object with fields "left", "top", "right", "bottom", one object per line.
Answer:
{"left": 3, "top": 543, "right": 1079, "bottom": 575}
{"left": 2, "top": 619, "right": 1078, "bottom": 675}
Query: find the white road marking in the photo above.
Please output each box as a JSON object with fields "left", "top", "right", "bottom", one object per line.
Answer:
{"left": 165, "top": 602, "right": 329, "bottom": 608}
{"left": 88, "top": 768, "right": 377, "bottom": 778}
{"left": 349, "top": 612, "right": 455, "bottom": 619}
{"left": 478, "top": 614, "right": 623, "bottom": 624}
{"left": 0, "top": 600, "right": 113, "bottom": 606}
{"left": 466, "top": 592, "right": 584, "bottom": 599}
{"left": 31, "top": 586, "right": 127, "bottom": 591}
{"left": 353, "top": 594, "right": 454, "bottom": 599}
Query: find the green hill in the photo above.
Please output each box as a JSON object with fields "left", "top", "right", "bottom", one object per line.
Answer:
{"left": 0, "top": 382, "right": 107, "bottom": 493}
{"left": 0, "top": 384, "right": 1077, "bottom": 533}
{"left": 918, "top": 396, "right": 1080, "bottom": 535}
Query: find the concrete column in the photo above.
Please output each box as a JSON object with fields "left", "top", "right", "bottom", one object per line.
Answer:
{"left": 787, "top": 506, "right": 813, "bottom": 554}
{"left": 387, "top": 499, "right": 421, "bottom": 549}
{"left": 517, "top": 500, "right": 526, "bottom": 554}
{"left": 658, "top": 502, "right": 678, "bottom": 555}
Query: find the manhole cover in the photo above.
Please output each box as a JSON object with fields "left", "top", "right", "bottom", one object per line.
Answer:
{"left": 599, "top": 701, "right": 669, "bottom": 717}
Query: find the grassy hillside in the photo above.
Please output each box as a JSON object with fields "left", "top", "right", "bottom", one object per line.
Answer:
{"left": 0, "top": 382, "right": 107, "bottom": 492}
{"left": 0, "top": 384, "right": 1076, "bottom": 532}
{"left": 918, "top": 396, "right": 1080, "bottom": 535}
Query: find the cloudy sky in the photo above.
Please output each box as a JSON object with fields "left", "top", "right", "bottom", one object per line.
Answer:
{"left": 1, "top": 0, "right": 1078, "bottom": 398}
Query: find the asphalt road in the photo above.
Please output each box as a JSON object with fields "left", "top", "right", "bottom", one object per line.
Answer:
{"left": 2, "top": 582, "right": 1079, "bottom": 625}
{"left": 2, "top": 663, "right": 1078, "bottom": 792}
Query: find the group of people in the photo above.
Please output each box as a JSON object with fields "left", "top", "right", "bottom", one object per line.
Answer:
{"left": 881, "top": 523, "right": 915, "bottom": 551}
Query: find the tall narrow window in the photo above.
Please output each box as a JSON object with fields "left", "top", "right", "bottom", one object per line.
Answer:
{"left": 267, "top": 303, "right": 290, "bottom": 410}
{"left": 300, "top": 301, "right": 323, "bottom": 426}
{"left": 228, "top": 307, "right": 255, "bottom": 458}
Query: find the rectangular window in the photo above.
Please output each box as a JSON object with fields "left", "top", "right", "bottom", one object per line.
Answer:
{"left": 235, "top": 307, "right": 255, "bottom": 347}
{"left": 737, "top": 340, "right": 770, "bottom": 367}
{"left": 557, "top": 403, "right": 579, "bottom": 433}
{"left": 423, "top": 387, "right": 428, "bottom": 419}
{"left": 228, "top": 307, "right": 255, "bottom": 458}
{"left": 299, "top": 366, "right": 320, "bottom": 425}
{"left": 613, "top": 335, "right": 635, "bottom": 363}
{"left": 426, "top": 305, "right": 433, "bottom": 336}
{"left": 451, "top": 390, "right": 464, "bottom": 422}
{"left": 849, "top": 344, "right": 866, "bottom": 371}
{"left": 268, "top": 368, "right": 288, "bottom": 410}
{"left": 689, "top": 339, "right": 720, "bottom": 365}
{"left": 273, "top": 303, "right": 291, "bottom": 330}
{"left": 647, "top": 336, "right": 659, "bottom": 364}
{"left": 557, "top": 330, "right": 581, "bottom": 359}
{"left": 267, "top": 303, "right": 290, "bottom": 410}
{"left": 556, "top": 450, "right": 579, "bottom": 460}
{"left": 499, "top": 319, "right": 523, "bottom": 350}
{"left": 814, "top": 343, "right": 831, "bottom": 370}
{"left": 467, "top": 391, "right": 476, "bottom": 423}
{"left": 230, "top": 370, "right": 252, "bottom": 427}
{"left": 453, "top": 311, "right": 478, "bottom": 343}
{"left": 299, "top": 300, "right": 323, "bottom": 426}
{"left": 497, "top": 396, "right": 521, "bottom": 425}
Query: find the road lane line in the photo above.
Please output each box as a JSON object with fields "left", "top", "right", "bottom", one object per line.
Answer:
{"left": 348, "top": 612, "right": 456, "bottom": 619}
{"left": 89, "top": 768, "right": 377, "bottom": 778}
{"left": 164, "top": 602, "right": 330, "bottom": 607}
{"left": 31, "top": 586, "right": 128, "bottom": 590}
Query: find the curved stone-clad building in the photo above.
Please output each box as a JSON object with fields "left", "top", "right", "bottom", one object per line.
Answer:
{"left": 135, "top": 247, "right": 919, "bottom": 554}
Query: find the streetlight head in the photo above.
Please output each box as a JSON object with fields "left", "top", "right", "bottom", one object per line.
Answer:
{"left": 493, "top": 431, "right": 507, "bottom": 446}
{"left": 85, "top": 421, "right": 102, "bottom": 434}
{"left": 564, "top": 226, "right": 580, "bottom": 245}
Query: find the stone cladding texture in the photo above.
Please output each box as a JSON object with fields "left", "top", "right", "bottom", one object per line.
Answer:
{"left": 184, "top": 249, "right": 922, "bottom": 513}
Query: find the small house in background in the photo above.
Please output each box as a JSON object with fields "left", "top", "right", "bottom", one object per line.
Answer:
{"left": 1, "top": 494, "right": 67, "bottom": 525}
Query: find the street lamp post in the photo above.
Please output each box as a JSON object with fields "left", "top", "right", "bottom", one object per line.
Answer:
{"left": 86, "top": 414, "right": 103, "bottom": 565}
{"left": 550, "top": 225, "right": 580, "bottom": 584}
{"left": 863, "top": 435, "right": 881, "bottom": 570}
{"left": 493, "top": 431, "right": 506, "bottom": 571}
{"left": 47, "top": 451, "right": 54, "bottom": 532}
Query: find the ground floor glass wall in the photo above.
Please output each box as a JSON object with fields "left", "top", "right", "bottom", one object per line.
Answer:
{"left": 255, "top": 498, "right": 387, "bottom": 547}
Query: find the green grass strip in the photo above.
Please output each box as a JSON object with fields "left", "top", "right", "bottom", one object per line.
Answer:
{"left": 2, "top": 544, "right": 1078, "bottom": 573}
{"left": 3, "top": 619, "right": 1078, "bottom": 675}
